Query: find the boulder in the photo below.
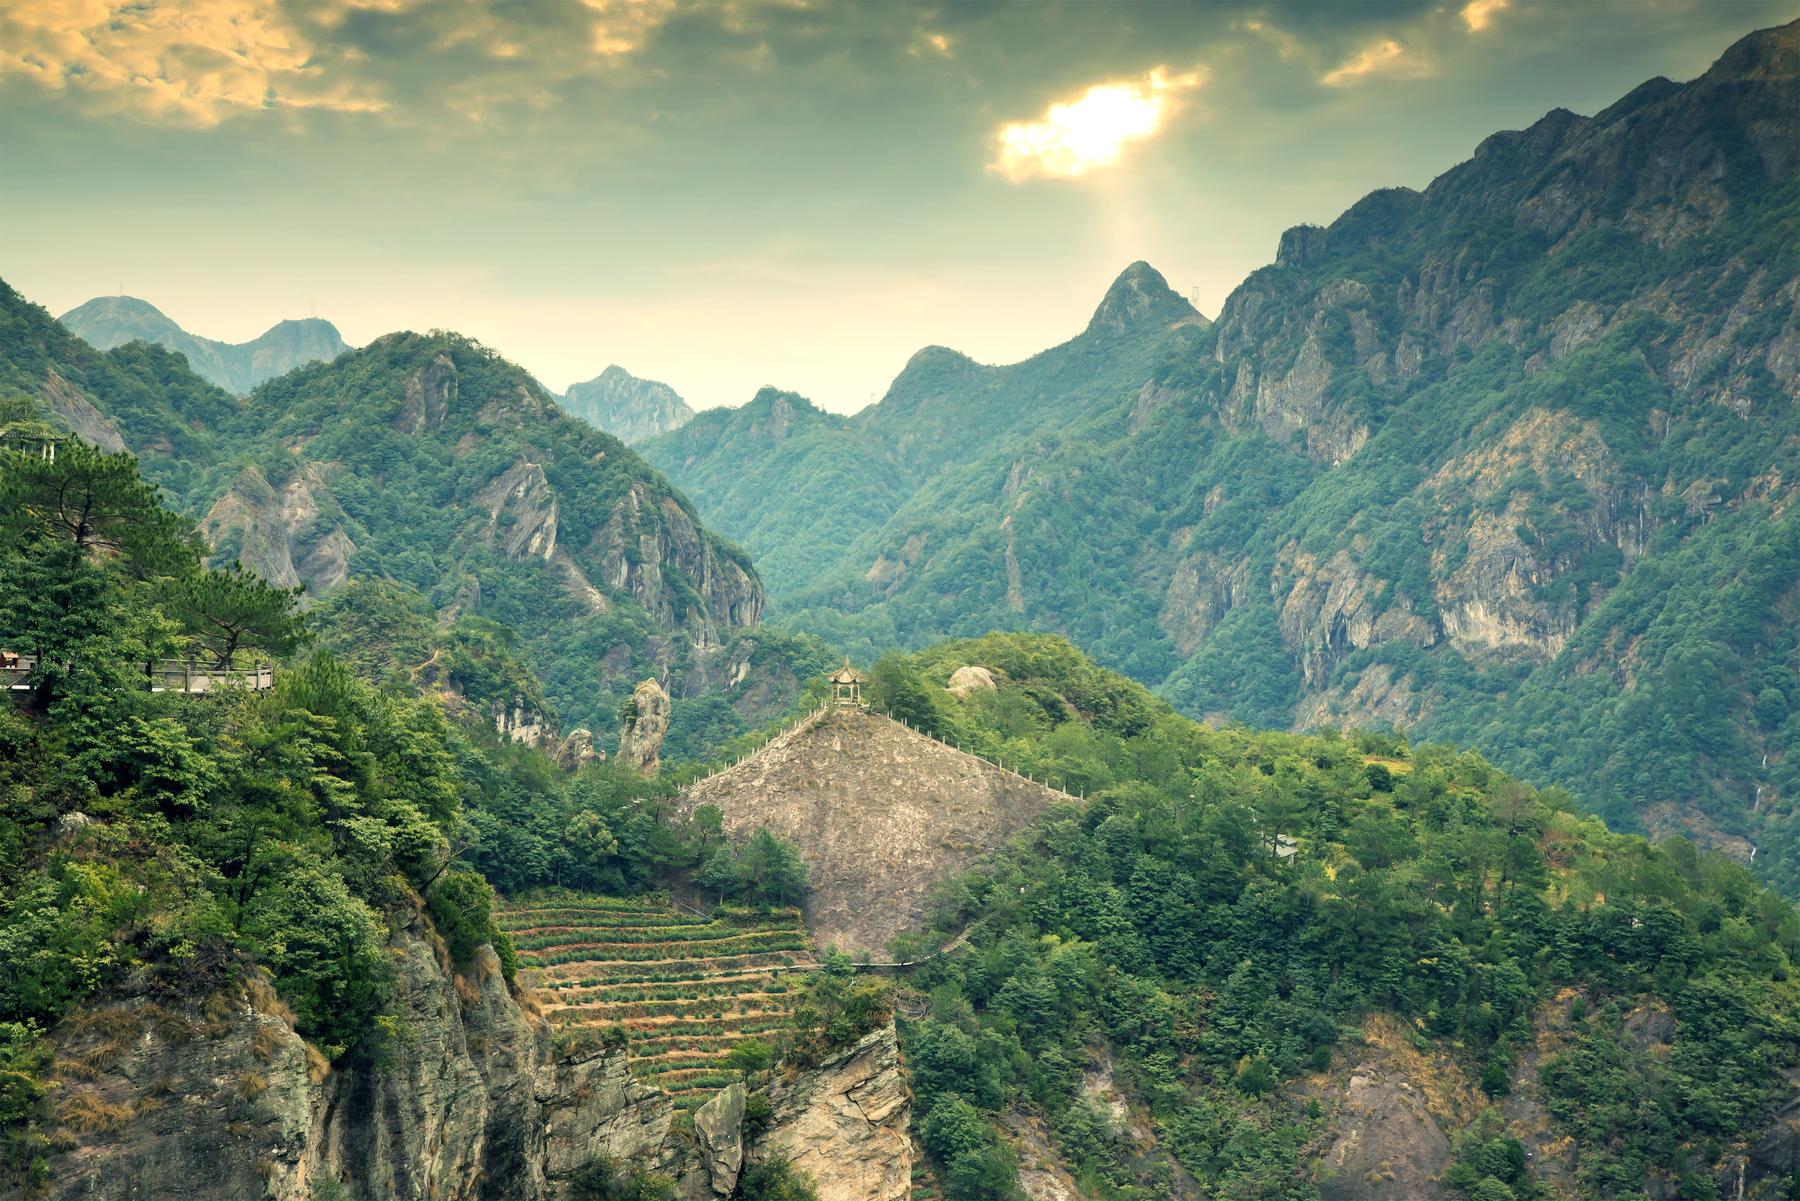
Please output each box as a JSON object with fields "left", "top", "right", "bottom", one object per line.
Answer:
{"left": 946, "top": 665, "right": 998, "bottom": 698}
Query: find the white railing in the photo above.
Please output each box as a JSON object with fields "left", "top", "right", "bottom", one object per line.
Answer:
{"left": 1, "top": 654, "right": 275, "bottom": 694}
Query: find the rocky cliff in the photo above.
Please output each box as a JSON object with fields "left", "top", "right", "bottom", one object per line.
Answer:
{"left": 41, "top": 905, "right": 911, "bottom": 1201}
{"left": 561, "top": 365, "right": 696, "bottom": 446}
{"left": 678, "top": 706, "right": 1074, "bottom": 956}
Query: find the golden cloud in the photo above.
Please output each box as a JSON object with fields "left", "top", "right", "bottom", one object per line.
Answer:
{"left": 0, "top": 0, "right": 388, "bottom": 125}
{"left": 990, "top": 65, "right": 1207, "bottom": 184}
{"left": 1461, "top": 0, "right": 1511, "bottom": 33}
{"left": 0, "top": 0, "right": 676, "bottom": 127}
{"left": 1319, "top": 38, "right": 1428, "bottom": 87}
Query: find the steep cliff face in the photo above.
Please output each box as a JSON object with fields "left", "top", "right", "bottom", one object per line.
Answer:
{"left": 41, "top": 911, "right": 911, "bottom": 1201}
{"left": 759, "top": 1024, "right": 913, "bottom": 1201}
{"left": 652, "top": 22, "right": 1800, "bottom": 890}
{"left": 182, "top": 331, "right": 765, "bottom": 737}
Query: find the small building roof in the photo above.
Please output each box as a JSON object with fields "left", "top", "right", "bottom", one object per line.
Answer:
{"left": 826, "top": 659, "right": 866, "bottom": 684}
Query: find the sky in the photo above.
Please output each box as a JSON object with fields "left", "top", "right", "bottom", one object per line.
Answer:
{"left": 1, "top": 1, "right": 1794, "bottom": 414}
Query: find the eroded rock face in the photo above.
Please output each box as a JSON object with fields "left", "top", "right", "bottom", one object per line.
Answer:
{"left": 1311, "top": 1017, "right": 1481, "bottom": 1201}
{"left": 202, "top": 463, "right": 357, "bottom": 593}
{"left": 396, "top": 353, "right": 457, "bottom": 436}
{"left": 757, "top": 1023, "right": 912, "bottom": 1201}
{"left": 694, "top": 1082, "right": 747, "bottom": 1195}
{"left": 41, "top": 369, "right": 127, "bottom": 452}
{"left": 587, "top": 481, "right": 763, "bottom": 635}
{"left": 553, "top": 727, "right": 603, "bottom": 770}
{"left": 40, "top": 911, "right": 905, "bottom": 1201}
{"left": 474, "top": 460, "right": 559, "bottom": 562}
{"left": 617, "top": 677, "right": 672, "bottom": 775}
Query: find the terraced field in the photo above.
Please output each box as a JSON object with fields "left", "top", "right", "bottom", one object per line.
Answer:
{"left": 499, "top": 894, "right": 817, "bottom": 1109}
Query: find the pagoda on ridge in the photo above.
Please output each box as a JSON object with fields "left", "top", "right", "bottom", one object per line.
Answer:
{"left": 826, "top": 659, "right": 866, "bottom": 707}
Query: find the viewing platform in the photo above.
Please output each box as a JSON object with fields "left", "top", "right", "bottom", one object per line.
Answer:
{"left": 1, "top": 654, "right": 275, "bottom": 694}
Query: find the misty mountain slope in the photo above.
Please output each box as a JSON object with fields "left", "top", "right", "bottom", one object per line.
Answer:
{"left": 654, "top": 21, "right": 1800, "bottom": 891}
{"left": 641, "top": 387, "right": 908, "bottom": 591}
{"left": 558, "top": 363, "right": 695, "bottom": 444}
{"left": 641, "top": 260, "right": 1204, "bottom": 599}
{"left": 59, "top": 294, "right": 349, "bottom": 394}
{"left": 1, "top": 280, "right": 242, "bottom": 494}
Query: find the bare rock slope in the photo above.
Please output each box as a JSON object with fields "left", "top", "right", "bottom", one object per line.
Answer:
{"left": 679, "top": 707, "right": 1074, "bottom": 956}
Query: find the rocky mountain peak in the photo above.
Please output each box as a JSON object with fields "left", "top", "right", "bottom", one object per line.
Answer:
{"left": 561, "top": 363, "right": 694, "bottom": 445}
{"left": 1085, "top": 261, "right": 1199, "bottom": 337}
{"left": 59, "top": 294, "right": 348, "bottom": 393}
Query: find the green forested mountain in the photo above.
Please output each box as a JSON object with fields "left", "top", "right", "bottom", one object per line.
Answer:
{"left": 2, "top": 281, "right": 826, "bottom": 749}
{"left": 867, "top": 634, "right": 1800, "bottom": 1201}
{"left": 57, "top": 295, "right": 349, "bottom": 395}
{"left": 644, "top": 21, "right": 1800, "bottom": 893}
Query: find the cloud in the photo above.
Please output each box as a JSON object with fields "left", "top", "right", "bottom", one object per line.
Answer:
{"left": 1318, "top": 38, "right": 1428, "bottom": 87}
{"left": 0, "top": 0, "right": 677, "bottom": 127}
{"left": 1460, "top": 0, "right": 1510, "bottom": 33}
{"left": 989, "top": 65, "right": 1206, "bottom": 183}
{"left": 0, "top": 0, "right": 389, "bottom": 125}
{"left": 911, "top": 31, "right": 954, "bottom": 58}
{"left": 1239, "top": 18, "right": 1305, "bottom": 63}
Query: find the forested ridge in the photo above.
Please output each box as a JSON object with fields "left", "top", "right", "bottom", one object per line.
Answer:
{"left": 865, "top": 635, "right": 1800, "bottom": 1200}
{"left": 1, "top": 403, "right": 1797, "bottom": 1199}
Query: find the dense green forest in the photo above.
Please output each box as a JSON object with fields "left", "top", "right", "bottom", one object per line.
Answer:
{"left": 863, "top": 635, "right": 1800, "bottom": 1201}
{"left": 2, "top": 431, "right": 1797, "bottom": 1200}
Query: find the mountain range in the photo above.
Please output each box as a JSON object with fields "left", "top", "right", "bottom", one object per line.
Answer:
{"left": 5, "top": 20, "right": 1797, "bottom": 892}
{"left": 3, "top": 281, "right": 832, "bottom": 752}
{"left": 643, "top": 20, "right": 1800, "bottom": 893}
{"left": 58, "top": 295, "right": 350, "bottom": 393}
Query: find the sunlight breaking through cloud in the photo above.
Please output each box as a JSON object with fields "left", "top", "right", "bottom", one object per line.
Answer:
{"left": 989, "top": 66, "right": 1206, "bottom": 183}
{"left": 1462, "top": 0, "right": 1512, "bottom": 33}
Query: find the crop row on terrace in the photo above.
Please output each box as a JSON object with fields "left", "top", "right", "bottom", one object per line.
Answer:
{"left": 502, "top": 893, "right": 816, "bottom": 1110}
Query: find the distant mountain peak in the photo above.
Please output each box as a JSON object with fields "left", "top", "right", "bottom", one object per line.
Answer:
{"left": 1086, "top": 261, "right": 1200, "bottom": 337}
{"left": 560, "top": 364, "right": 695, "bottom": 445}
{"left": 58, "top": 295, "right": 348, "bottom": 393}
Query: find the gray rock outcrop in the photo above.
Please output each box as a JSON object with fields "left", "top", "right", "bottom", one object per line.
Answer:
{"left": 617, "top": 677, "right": 672, "bottom": 775}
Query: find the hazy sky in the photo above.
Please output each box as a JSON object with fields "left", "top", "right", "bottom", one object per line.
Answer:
{"left": 1, "top": 0, "right": 1793, "bottom": 413}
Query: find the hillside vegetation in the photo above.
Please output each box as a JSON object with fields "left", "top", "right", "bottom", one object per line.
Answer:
{"left": 645, "top": 23, "right": 1800, "bottom": 896}
{"left": 866, "top": 634, "right": 1800, "bottom": 1201}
